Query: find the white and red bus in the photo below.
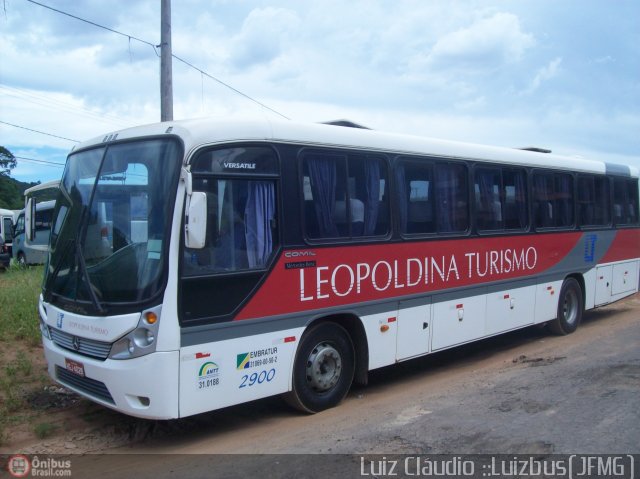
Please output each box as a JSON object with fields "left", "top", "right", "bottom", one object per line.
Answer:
{"left": 38, "top": 118, "right": 640, "bottom": 419}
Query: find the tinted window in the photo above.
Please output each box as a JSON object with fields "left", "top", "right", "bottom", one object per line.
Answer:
{"left": 435, "top": 162, "right": 469, "bottom": 233}
{"left": 578, "top": 175, "right": 610, "bottom": 226}
{"left": 183, "top": 177, "right": 278, "bottom": 275}
{"left": 396, "top": 159, "right": 469, "bottom": 235}
{"left": 302, "top": 151, "right": 389, "bottom": 239}
{"left": 503, "top": 169, "right": 528, "bottom": 230}
{"left": 474, "top": 167, "right": 528, "bottom": 232}
{"left": 533, "top": 172, "right": 574, "bottom": 229}
{"left": 395, "top": 160, "right": 435, "bottom": 234}
{"left": 613, "top": 178, "right": 639, "bottom": 225}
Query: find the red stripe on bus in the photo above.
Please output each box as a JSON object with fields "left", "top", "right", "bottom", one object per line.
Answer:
{"left": 235, "top": 231, "right": 639, "bottom": 320}
{"left": 600, "top": 229, "right": 640, "bottom": 263}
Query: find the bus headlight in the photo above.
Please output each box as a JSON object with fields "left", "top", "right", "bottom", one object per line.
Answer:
{"left": 109, "top": 306, "right": 161, "bottom": 360}
{"left": 38, "top": 295, "right": 51, "bottom": 340}
{"left": 133, "top": 328, "right": 155, "bottom": 348}
{"left": 39, "top": 318, "right": 52, "bottom": 340}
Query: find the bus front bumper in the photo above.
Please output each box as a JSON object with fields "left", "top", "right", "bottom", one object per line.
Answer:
{"left": 42, "top": 336, "right": 180, "bottom": 420}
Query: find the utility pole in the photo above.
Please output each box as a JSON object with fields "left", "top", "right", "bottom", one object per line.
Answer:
{"left": 160, "top": 0, "right": 173, "bottom": 121}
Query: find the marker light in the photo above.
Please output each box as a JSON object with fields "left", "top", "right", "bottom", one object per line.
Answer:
{"left": 144, "top": 312, "right": 158, "bottom": 325}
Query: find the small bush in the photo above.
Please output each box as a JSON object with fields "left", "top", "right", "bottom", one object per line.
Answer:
{"left": 34, "top": 422, "right": 58, "bottom": 439}
{"left": 0, "top": 265, "right": 44, "bottom": 345}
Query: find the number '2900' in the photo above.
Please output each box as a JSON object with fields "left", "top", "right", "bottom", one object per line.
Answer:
{"left": 240, "top": 368, "right": 276, "bottom": 388}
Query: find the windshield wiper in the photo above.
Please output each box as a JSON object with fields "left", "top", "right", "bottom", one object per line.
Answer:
{"left": 75, "top": 240, "right": 105, "bottom": 314}
{"left": 47, "top": 205, "right": 105, "bottom": 314}
{"left": 73, "top": 203, "right": 105, "bottom": 314}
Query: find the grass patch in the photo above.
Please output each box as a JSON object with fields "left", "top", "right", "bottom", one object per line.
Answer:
{"left": 0, "top": 266, "right": 45, "bottom": 444}
{"left": 0, "top": 265, "right": 44, "bottom": 345}
{"left": 34, "top": 422, "right": 58, "bottom": 439}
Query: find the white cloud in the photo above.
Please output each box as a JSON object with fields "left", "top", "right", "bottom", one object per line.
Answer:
{"left": 412, "top": 12, "right": 535, "bottom": 72}
{"left": 230, "top": 7, "right": 300, "bottom": 69}
{"left": 523, "top": 57, "right": 562, "bottom": 94}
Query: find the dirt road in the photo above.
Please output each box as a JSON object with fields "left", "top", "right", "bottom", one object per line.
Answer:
{"left": 9, "top": 294, "right": 640, "bottom": 477}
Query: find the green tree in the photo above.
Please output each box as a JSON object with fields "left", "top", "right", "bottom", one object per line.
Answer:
{"left": 0, "top": 146, "right": 17, "bottom": 177}
{"left": 0, "top": 176, "right": 22, "bottom": 209}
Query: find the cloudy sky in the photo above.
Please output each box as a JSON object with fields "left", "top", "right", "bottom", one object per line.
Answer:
{"left": 1, "top": 0, "right": 639, "bottom": 184}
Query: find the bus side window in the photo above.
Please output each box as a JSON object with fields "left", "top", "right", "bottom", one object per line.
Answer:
{"left": 534, "top": 171, "right": 574, "bottom": 229}
{"left": 474, "top": 167, "right": 502, "bottom": 231}
{"left": 303, "top": 152, "right": 346, "bottom": 239}
{"left": 302, "top": 151, "right": 389, "bottom": 240}
{"left": 614, "top": 177, "right": 640, "bottom": 225}
{"left": 503, "top": 168, "right": 528, "bottom": 230}
{"left": 435, "top": 162, "right": 469, "bottom": 233}
{"left": 578, "top": 175, "right": 610, "bottom": 227}
{"left": 533, "top": 172, "right": 554, "bottom": 228}
{"left": 347, "top": 155, "right": 389, "bottom": 237}
{"left": 396, "top": 159, "right": 435, "bottom": 235}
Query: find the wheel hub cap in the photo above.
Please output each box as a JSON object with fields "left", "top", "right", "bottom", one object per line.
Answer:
{"left": 306, "top": 342, "right": 342, "bottom": 392}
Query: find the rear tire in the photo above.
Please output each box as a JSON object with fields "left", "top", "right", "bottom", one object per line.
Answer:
{"left": 284, "top": 322, "right": 355, "bottom": 413}
{"left": 548, "top": 278, "right": 583, "bottom": 335}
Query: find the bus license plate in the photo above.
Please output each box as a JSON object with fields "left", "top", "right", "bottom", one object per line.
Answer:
{"left": 65, "top": 358, "right": 85, "bottom": 377}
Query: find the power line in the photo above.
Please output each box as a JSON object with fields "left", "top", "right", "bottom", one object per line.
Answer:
{"left": 24, "top": 0, "right": 291, "bottom": 120}
{"left": 172, "top": 54, "right": 290, "bottom": 120}
{"left": 0, "top": 120, "right": 80, "bottom": 143}
{"left": 0, "top": 84, "right": 129, "bottom": 128}
{"left": 14, "top": 155, "right": 66, "bottom": 168}
{"left": 24, "top": 0, "right": 158, "bottom": 52}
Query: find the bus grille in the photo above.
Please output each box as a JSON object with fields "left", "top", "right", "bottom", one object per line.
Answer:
{"left": 56, "top": 366, "right": 115, "bottom": 404}
{"left": 49, "top": 327, "right": 112, "bottom": 360}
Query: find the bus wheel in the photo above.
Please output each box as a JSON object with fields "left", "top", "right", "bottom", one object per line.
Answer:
{"left": 285, "top": 322, "right": 355, "bottom": 413}
{"left": 548, "top": 278, "right": 583, "bottom": 335}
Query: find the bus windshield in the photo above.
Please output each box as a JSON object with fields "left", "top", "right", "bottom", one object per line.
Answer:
{"left": 43, "top": 138, "right": 182, "bottom": 315}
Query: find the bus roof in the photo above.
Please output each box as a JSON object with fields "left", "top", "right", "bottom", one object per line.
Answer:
{"left": 71, "top": 117, "right": 639, "bottom": 177}
{"left": 24, "top": 180, "right": 61, "bottom": 197}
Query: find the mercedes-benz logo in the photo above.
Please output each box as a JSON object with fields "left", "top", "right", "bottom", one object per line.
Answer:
{"left": 72, "top": 336, "right": 81, "bottom": 351}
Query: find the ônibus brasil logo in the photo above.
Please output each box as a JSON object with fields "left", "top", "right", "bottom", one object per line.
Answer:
{"left": 7, "top": 455, "right": 31, "bottom": 478}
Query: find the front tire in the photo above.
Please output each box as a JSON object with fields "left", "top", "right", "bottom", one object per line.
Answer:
{"left": 548, "top": 277, "right": 583, "bottom": 335}
{"left": 285, "top": 322, "right": 355, "bottom": 413}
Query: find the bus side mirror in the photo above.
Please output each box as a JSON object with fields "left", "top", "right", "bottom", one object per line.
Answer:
{"left": 26, "top": 197, "right": 36, "bottom": 241}
{"left": 185, "top": 192, "right": 207, "bottom": 249}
